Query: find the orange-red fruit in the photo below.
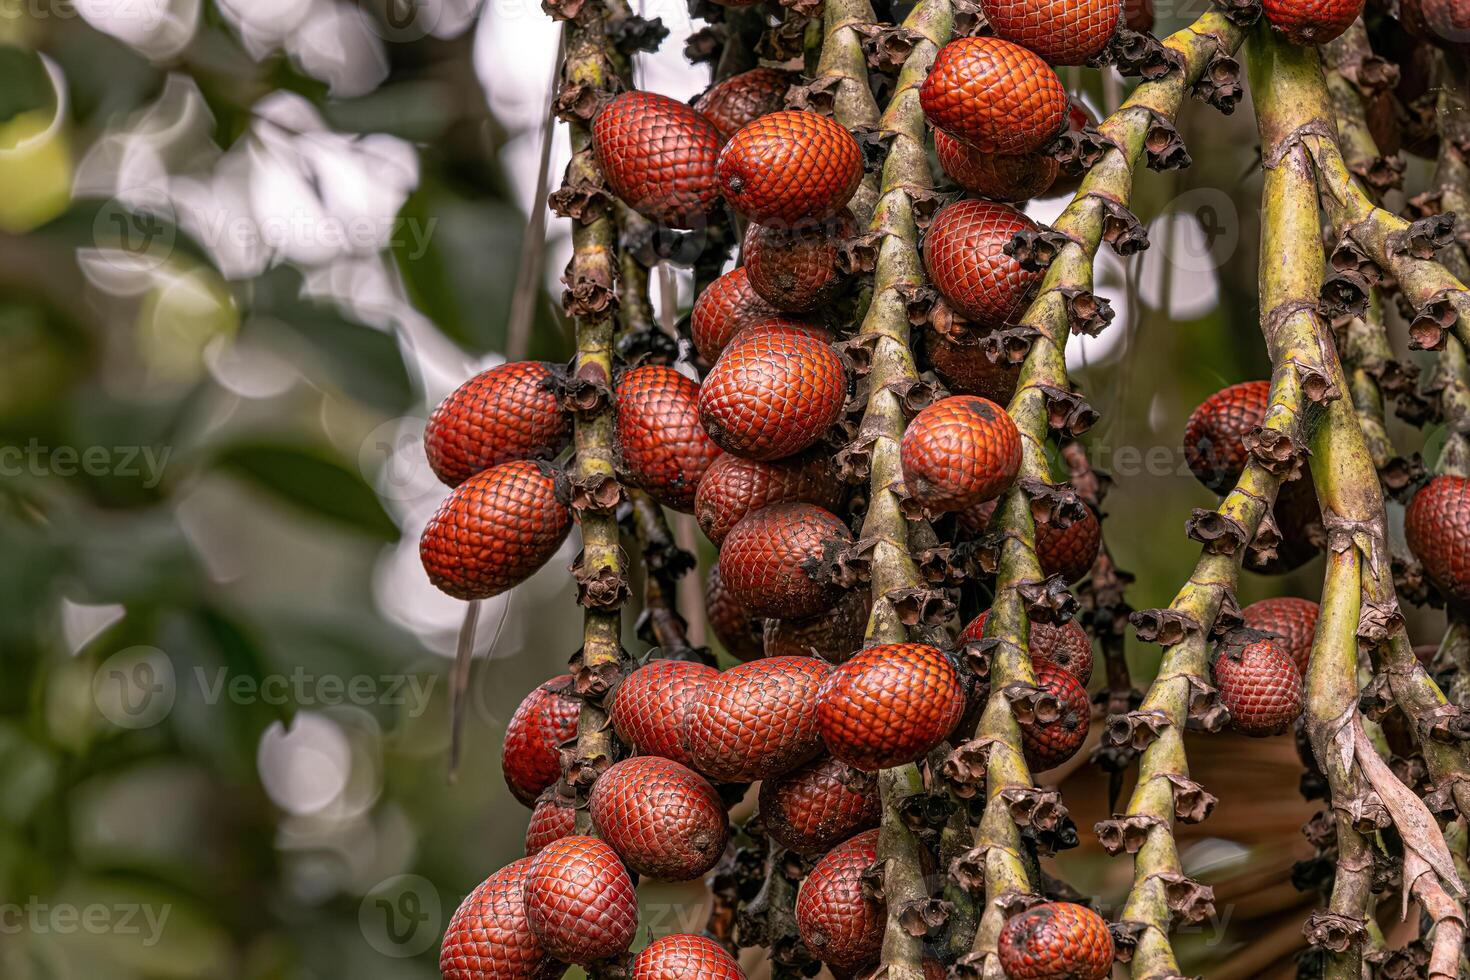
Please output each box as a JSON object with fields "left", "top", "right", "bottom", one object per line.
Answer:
{"left": 695, "top": 451, "right": 844, "bottom": 547}
{"left": 960, "top": 611, "right": 1093, "bottom": 684}
{"left": 923, "top": 199, "right": 1042, "bottom": 328}
{"left": 920, "top": 37, "right": 1069, "bottom": 154}
{"left": 934, "top": 130, "right": 1058, "bottom": 202}
{"left": 817, "top": 644, "right": 967, "bottom": 771}
{"left": 705, "top": 564, "right": 765, "bottom": 661}
{"left": 685, "top": 656, "right": 833, "bottom": 782}
{"left": 440, "top": 858, "right": 557, "bottom": 980}
{"left": 609, "top": 659, "right": 719, "bottom": 767}
{"left": 589, "top": 756, "right": 729, "bottom": 880}
{"left": 1213, "top": 636, "right": 1304, "bottom": 736}
{"left": 716, "top": 110, "right": 863, "bottom": 225}
{"left": 1406, "top": 475, "right": 1470, "bottom": 606}
{"left": 1417, "top": 0, "right": 1470, "bottom": 53}
{"left": 1020, "top": 657, "right": 1091, "bottom": 771}
{"left": 630, "top": 934, "right": 746, "bottom": 980}
{"left": 901, "top": 395, "right": 1022, "bottom": 511}
{"left": 743, "top": 212, "right": 853, "bottom": 313}
{"left": 1241, "top": 597, "right": 1320, "bottom": 677}
{"left": 981, "top": 0, "right": 1122, "bottom": 65}
{"left": 759, "top": 755, "right": 881, "bottom": 855}
{"left": 795, "top": 829, "right": 884, "bottom": 973}
{"left": 1038, "top": 506, "right": 1101, "bottom": 583}
{"left": 925, "top": 328, "right": 1020, "bottom": 404}
{"left": 1125, "top": 0, "right": 1154, "bottom": 30}
{"left": 420, "top": 460, "right": 572, "bottom": 601}
{"left": 526, "top": 795, "right": 576, "bottom": 856}
{"left": 425, "top": 361, "right": 569, "bottom": 487}
{"left": 700, "top": 324, "right": 848, "bottom": 461}
{"left": 1261, "top": 0, "right": 1364, "bottom": 45}
{"left": 718, "top": 502, "right": 852, "bottom": 619}
{"left": 615, "top": 365, "right": 721, "bottom": 512}
{"left": 591, "top": 91, "right": 722, "bottom": 229}
{"left": 502, "top": 674, "right": 580, "bottom": 807}
{"left": 1184, "top": 380, "right": 1270, "bottom": 493}
{"left": 997, "top": 901, "right": 1115, "bottom": 980}
{"left": 694, "top": 67, "right": 792, "bottom": 141}
{"left": 764, "top": 588, "right": 872, "bottom": 663}
{"left": 690, "top": 269, "right": 783, "bottom": 365}
{"left": 524, "top": 835, "right": 638, "bottom": 964}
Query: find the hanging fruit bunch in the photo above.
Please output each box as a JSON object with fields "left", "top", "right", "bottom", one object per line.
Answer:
{"left": 421, "top": 0, "right": 1470, "bottom": 972}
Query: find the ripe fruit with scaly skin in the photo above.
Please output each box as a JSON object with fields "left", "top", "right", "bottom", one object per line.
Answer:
{"left": 717, "top": 502, "right": 852, "bottom": 619}
{"left": 997, "top": 901, "right": 1114, "bottom": 980}
{"left": 615, "top": 365, "right": 721, "bottom": 512}
{"left": 694, "top": 67, "right": 792, "bottom": 141}
{"left": 695, "top": 451, "right": 844, "bottom": 547}
{"left": 525, "top": 795, "right": 576, "bottom": 856}
{"left": 901, "top": 395, "right": 1022, "bottom": 512}
{"left": 960, "top": 611, "right": 1093, "bottom": 684}
{"left": 524, "top": 835, "right": 638, "bottom": 965}
{"left": 591, "top": 91, "right": 722, "bottom": 229}
{"left": 425, "top": 361, "right": 569, "bottom": 487}
{"left": 920, "top": 37, "right": 1068, "bottom": 154}
{"left": 440, "top": 858, "right": 559, "bottom": 980}
{"left": 795, "top": 829, "right": 884, "bottom": 973}
{"left": 705, "top": 564, "right": 765, "bottom": 661}
{"left": 1242, "top": 597, "right": 1320, "bottom": 677}
{"left": 589, "top": 756, "right": 729, "bottom": 880}
{"left": 764, "top": 588, "right": 872, "bottom": 663}
{"left": 1406, "top": 475, "right": 1470, "bottom": 606}
{"left": 759, "top": 755, "right": 880, "bottom": 855}
{"left": 699, "top": 324, "right": 848, "bottom": 461}
{"left": 630, "top": 934, "right": 747, "bottom": 980}
{"left": 1261, "top": 0, "right": 1363, "bottom": 44}
{"left": 717, "top": 110, "right": 863, "bottom": 225}
{"left": 420, "top": 461, "right": 572, "bottom": 601}
{"left": 1212, "top": 634, "right": 1304, "bottom": 736}
{"left": 502, "top": 675, "right": 580, "bottom": 807}
{"left": 817, "top": 644, "right": 967, "bottom": 770}
{"left": 690, "top": 269, "right": 782, "bottom": 365}
{"left": 961, "top": 500, "right": 1101, "bottom": 583}
{"left": 1020, "top": 657, "right": 1091, "bottom": 771}
{"left": 923, "top": 199, "right": 1042, "bottom": 328}
{"left": 925, "top": 327, "right": 1020, "bottom": 404}
{"left": 684, "top": 655, "right": 833, "bottom": 782}
{"left": 981, "top": 0, "right": 1122, "bottom": 65}
{"left": 934, "top": 129, "right": 1058, "bottom": 202}
{"left": 609, "top": 659, "right": 718, "bottom": 767}
{"left": 743, "top": 212, "right": 853, "bottom": 313}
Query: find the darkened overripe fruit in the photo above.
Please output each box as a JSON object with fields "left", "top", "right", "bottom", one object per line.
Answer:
{"left": 716, "top": 110, "right": 863, "bottom": 225}
{"left": 743, "top": 212, "right": 853, "bottom": 313}
{"left": 817, "top": 643, "right": 967, "bottom": 770}
{"left": 609, "top": 659, "right": 719, "bottom": 767}
{"left": 920, "top": 37, "right": 1069, "bottom": 154}
{"left": 934, "top": 129, "right": 1058, "bottom": 201}
{"left": 589, "top": 756, "right": 728, "bottom": 880}
{"left": 694, "top": 67, "right": 793, "bottom": 140}
{"left": 502, "top": 674, "right": 580, "bottom": 807}
{"left": 794, "top": 829, "right": 884, "bottom": 973}
{"left": 1241, "top": 596, "right": 1319, "bottom": 676}
{"left": 684, "top": 655, "right": 833, "bottom": 782}
{"left": 925, "top": 327, "right": 1021, "bottom": 405}
{"left": 901, "top": 395, "right": 1022, "bottom": 511}
{"left": 764, "top": 588, "right": 872, "bottom": 663}
{"left": 695, "top": 451, "right": 843, "bottom": 547}
{"left": 1019, "top": 657, "right": 1091, "bottom": 771}
{"left": 615, "top": 365, "right": 721, "bottom": 513}
{"left": 524, "top": 836, "right": 639, "bottom": 964}
{"left": 717, "top": 502, "right": 852, "bottom": 619}
{"left": 705, "top": 564, "right": 765, "bottom": 661}
{"left": 759, "top": 755, "right": 881, "bottom": 855}
{"left": 592, "top": 91, "right": 723, "bottom": 228}
{"left": 923, "top": 199, "right": 1043, "bottom": 328}
{"left": 997, "top": 901, "right": 1115, "bottom": 980}
{"left": 961, "top": 611, "right": 1093, "bottom": 684}
{"left": 440, "top": 858, "right": 559, "bottom": 980}
{"left": 425, "top": 361, "right": 569, "bottom": 487}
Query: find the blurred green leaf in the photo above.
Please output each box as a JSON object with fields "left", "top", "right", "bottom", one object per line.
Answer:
{"left": 213, "top": 443, "right": 399, "bottom": 541}
{"left": 0, "top": 45, "right": 53, "bottom": 124}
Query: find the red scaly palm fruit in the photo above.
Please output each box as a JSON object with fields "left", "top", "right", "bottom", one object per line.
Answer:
{"left": 630, "top": 934, "right": 746, "bottom": 980}
{"left": 1406, "top": 475, "right": 1470, "bottom": 605}
{"left": 925, "top": 327, "right": 1020, "bottom": 405}
{"left": 1418, "top": 0, "right": 1470, "bottom": 53}
{"left": 502, "top": 674, "right": 580, "bottom": 807}
{"left": 615, "top": 365, "right": 721, "bottom": 512}
{"left": 695, "top": 451, "right": 844, "bottom": 547}
{"left": 923, "top": 199, "right": 1042, "bottom": 328}
{"left": 1184, "top": 380, "right": 1273, "bottom": 492}
{"left": 705, "top": 564, "right": 765, "bottom": 661}
{"left": 1261, "top": 0, "right": 1364, "bottom": 44}
{"left": 684, "top": 656, "right": 833, "bottom": 782}
{"left": 764, "top": 588, "right": 872, "bottom": 663}
{"left": 901, "top": 395, "right": 1022, "bottom": 512}
{"left": 981, "top": 0, "right": 1122, "bottom": 65}
{"left": 694, "top": 67, "right": 793, "bottom": 141}
{"left": 920, "top": 37, "right": 1068, "bottom": 154}
{"left": 440, "top": 858, "right": 558, "bottom": 980}
{"left": 591, "top": 91, "right": 722, "bottom": 229}
{"left": 716, "top": 110, "right": 863, "bottom": 225}
{"left": 960, "top": 611, "right": 1093, "bottom": 684}
{"left": 718, "top": 502, "right": 852, "bottom": 619}
{"left": 759, "top": 755, "right": 881, "bottom": 855}
{"left": 524, "top": 835, "right": 638, "bottom": 965}
{"left": 1241, "top": 597, "right": 1320, "bottom": 677}
{"left": 1212, "top": 634, "right": 1304, "bottom": 736}
{"left": 997, "top": 902, "right": 1115, "bottom": 980}
{"left": 959, "top": 499, "right": 1101, "bottom": 583}
{"left": 699, "top": 324, "right": 848, "bottom": 461}
{"left": 1020, "top": 657, "right": 1091, "bottom": 771}
{"left": 1125, "top": 0, "right": 1154, "bottom": 31}
{"left": 795, "top": 829, "right": 884, "bottom": 973}
{"left": 589, "top": 756, "right": 729, "bottom": 880}
{"left": 420, "top": 461, "right": 572, "bottom": 601}
{"left": 817, "top": 644, "right": 967, "bottom": 770}
{"left": 608, "top": 659, "right": 719, "bottom": 767}
{"left": 743, "top": 211, "right": 854, "bottom": 313}
{"left": 425, "top": 361, "right": 569, "bottom": 487}
{"left": 525, "top": 794, "right": 576, "bottom": 856}
{"left": 934, "top": 130, "right": 1058, "bottom": 202}
{"left": 690, "top": 269, "right": 782, "bottom": 365}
